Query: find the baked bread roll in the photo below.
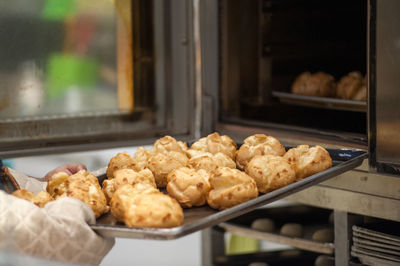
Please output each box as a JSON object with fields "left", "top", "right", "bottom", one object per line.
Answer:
{"left": 291, "top": 72, "right": 336, "bottom": 97}
{"left": 245, "top": 155, "right": 296, "bottom": 193}
{"left": 147, "top": 151, "right": 188, "bottom": 187}
{"left": 283, "top": 145, "right": 332, "bottom": 180}
{"left": 188, "top": 152, "right": 236, "bottom": 173}
{"left": 207, "top": 167, "right": 258, "bottom": 210}
{"left": 151, "top": 136, "right": 188, "bottom": 155}
{"left": 110, "top": 184, "right": 183, "bottom": 228}
{"left": 236, "top": 134, "right": 286, "bottom": 170}
{"left": 12, "top": 189, "right": 54, "bottom": 208}
{"left": 47, "top": 170, "right": 109, "bottom": 218}
{"left": 166, "top": 167, "right": 210, "bottom": 208}
{"left": 106, "top": 152, "right": 137, "bottom": 179}
{"left": 190, "top": 132, "right": 237, "bottom": 159}
{"left": 336, "top": 71, "right": 364, "bottom": 100}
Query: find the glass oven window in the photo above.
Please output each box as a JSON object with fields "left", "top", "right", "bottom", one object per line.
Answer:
{"left": 0, "top": 0, "right": 120, "bottom": 118}
{"left": 0, "top": 0, "right": 161, "bottom": 156}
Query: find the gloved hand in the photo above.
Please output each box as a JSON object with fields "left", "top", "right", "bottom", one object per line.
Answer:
{"left": 0, "top": 190, "right": 114, "bottom": 265}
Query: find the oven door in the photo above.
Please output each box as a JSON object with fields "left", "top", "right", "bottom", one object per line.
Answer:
{"left": 0, "top": 0, "right": 199, "bottom": 158}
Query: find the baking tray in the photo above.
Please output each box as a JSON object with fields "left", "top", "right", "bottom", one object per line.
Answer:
{"left": 91, "top": 149, "right": 367, "bottom": 240}
{"left": 353, "top": 224, "right": 400, "bottom": 244}
{"left": 353, "top": 237, "right": 400, "bottom": 252}
{"left": 272, "top": 91, "right": 367, "bottom": 112}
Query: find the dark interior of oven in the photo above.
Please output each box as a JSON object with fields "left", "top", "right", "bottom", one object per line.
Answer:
{"left": 219, "top": 0, "right": 367, "bottom": 141}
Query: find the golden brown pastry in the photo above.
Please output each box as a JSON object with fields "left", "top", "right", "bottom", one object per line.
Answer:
{"left": 236, "top": 134, "right": 286, "bottom": 170}
{"left": 190, "top": 132, "right": 237, "bottom": 159}
{"left": 12, "top": 189, "right": 35, "bottom": 201}
{"left": 102, "top": 168, "right": 156, "bottom": 203}
{"left": 336, "top": 71, "right": 364, "bottom": 100}
{"left": 47, "top": 170, "right": 109, "bottom": 218}
{"left": 110, "top": 184, "right": 183, "bottom": 228}
{"left": 131, "top": 147, "right": 151, "bottom": 171}
{"left": 284, "top": 145, "right": 332, "bottom": 181}
{"left": 188, "top": 152, "right": 236, "bottom": 173}
{"left": 106, "top": 152, "right": 137, "bottom": 179}
{"left": 151, "top": 136, "right": 188, "bottom": 155}
{"left": 12, "top": 189, "right": 54, "bottom": 208}
{"left": 32, "top": 191, "right": 54, "bottom": 208}
{"left": 110, "top": 183, "right": 159, "bottom": 222}
{"left": 102, "top": 178, "right": 115, "bottom": 203}
{"left": 114, "top": 168, "right": 156, "bottom": 190}
{"left": 147, "top": 151, "right": 188, "bottom": 187}
{"left": 245, "top": 155, "right": 296, "bottom": 193}
{"left": 291, "top": 72, "right": 336, "bottom": 97}
{"left": 207, "top": 167, "right": 258, "bottom": 210}
{"left": 166, "top": 167, "right": 210, "bottom": 208}
{"left": 124, "top": 192, "right": 184, "bottom": 228}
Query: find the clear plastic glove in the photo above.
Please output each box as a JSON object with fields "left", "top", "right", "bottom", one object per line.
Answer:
{"left": 0, "top": 190, "right": 114, "bottom": 265}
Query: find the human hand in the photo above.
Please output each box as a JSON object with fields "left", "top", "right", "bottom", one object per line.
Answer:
{"left": 43, "top": 163, "right": 87, "bottom": 181}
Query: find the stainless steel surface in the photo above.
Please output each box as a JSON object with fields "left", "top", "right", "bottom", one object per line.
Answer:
{"left": 272, "top": 91, "right": 367, "bottom": 112}
{"left": 334, "top": 211, "right": 363, "bottom": 266}
{"left": 199, "top": 0, "right": 219, "bottom": 136}
{"left": 375, "top": 0, "right": 400, "bottom": 166}
{"left": 201, "top": 228, "right": 225, "bottom": 266}
{"left": 91, "top": 149, "right": 367, "bottom": 239}
{"left": 193, "top": 0, "right": 202, "bottom": 140}
{"left": 219, "top": 222, "right": 334, "bottom": 254}
{"left": 286, "top": 182, "right": 400, "bottom": 222}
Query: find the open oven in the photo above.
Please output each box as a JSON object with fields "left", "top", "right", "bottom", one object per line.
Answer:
{"left": 1, "top": 0, "right": 399, "bottom": 265}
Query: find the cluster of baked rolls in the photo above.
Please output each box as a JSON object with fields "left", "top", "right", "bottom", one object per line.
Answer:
{"left": 291, "top": 71, "right": 366, "bottom": 101}
{"left": 11, "top": 132, "right": 333, "bottom": 229}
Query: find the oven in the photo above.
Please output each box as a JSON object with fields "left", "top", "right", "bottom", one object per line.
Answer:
{"left": 0, "top": 0, "right": 399, "bottom": 265}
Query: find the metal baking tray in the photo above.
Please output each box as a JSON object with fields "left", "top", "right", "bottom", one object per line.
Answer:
{"left": 91, "top": 149, "right": 367, "bottom": 240}
{"left": 272, "top": 91, "right": 367, "bottom": 112}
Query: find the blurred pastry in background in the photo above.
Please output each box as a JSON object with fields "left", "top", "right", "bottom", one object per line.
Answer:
{"left": 291, "top": 72, "right": 336, "bottom": 97}
{"left": 245, "top": 155, "right": 296, "bottom": 193}
{"left": 236, "top": 134, "right": 286, "bottom": 170}
{"left": 336, "top": 71, "right": 365, "bottom": 101}
{"left": 207, "top": 167, "right": 258, "bottom": 210}
{"left": 284, "top": 145, "right": 332, "bottom": 181}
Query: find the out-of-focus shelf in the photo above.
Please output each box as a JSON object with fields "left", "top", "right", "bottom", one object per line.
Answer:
{"left": 219, "top": 223, "right": 334, "bottom": 255}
